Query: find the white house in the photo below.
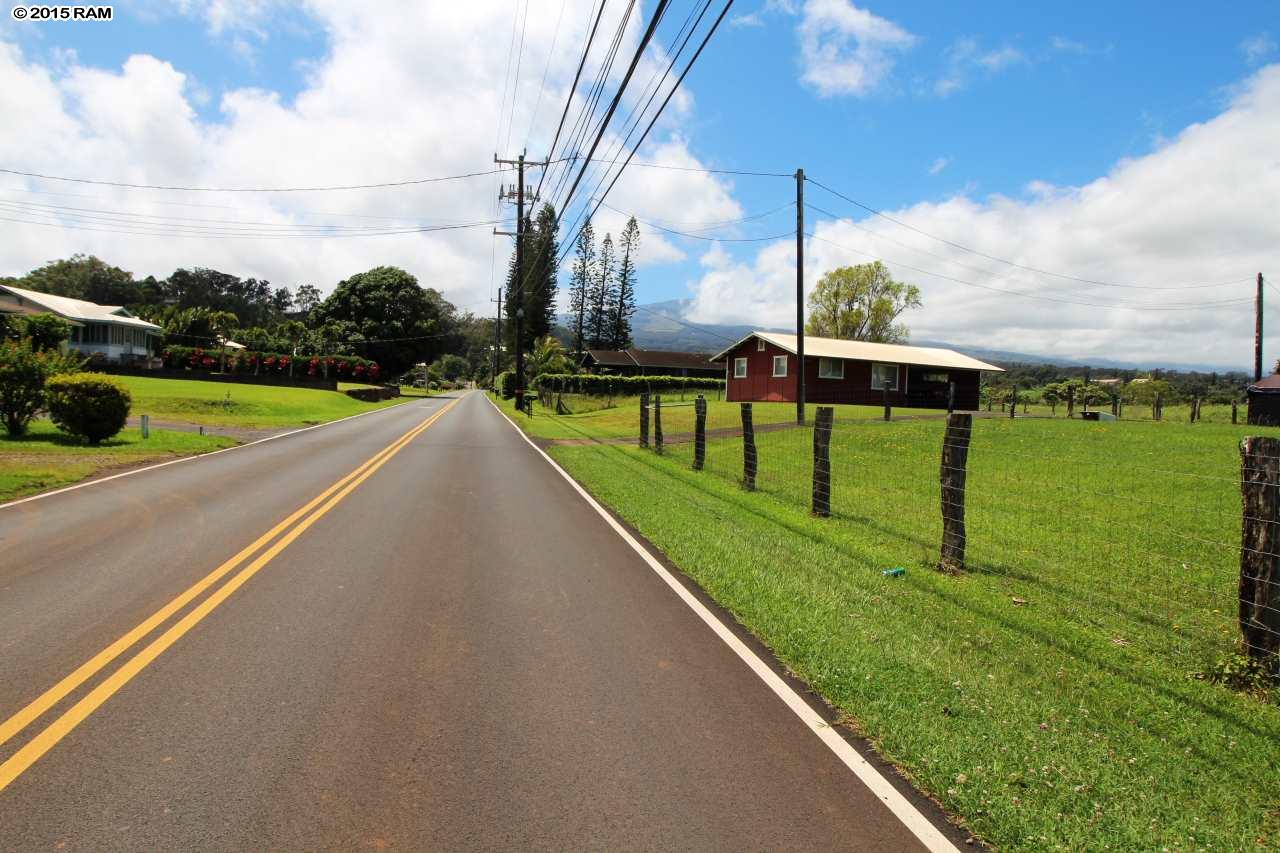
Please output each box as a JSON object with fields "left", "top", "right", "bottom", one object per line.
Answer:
{"left": 0, "top": 284, "right": 163, "bottom": 364}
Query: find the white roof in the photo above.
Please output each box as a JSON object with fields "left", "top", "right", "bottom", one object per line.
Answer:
{"left": 0, "top": 284, "right": 162, "bottom": 332}
{"left": 711, "top": 331, "right": 1004, "bottom": 372}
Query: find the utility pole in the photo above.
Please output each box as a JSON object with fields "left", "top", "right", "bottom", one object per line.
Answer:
{"left": 1256, "top": 271, "right": 1265, "bottom": 382}
{"left": 494, "top": 151, "right": 548, "bottom": 410}
{"left": 796, "top": 168, "right": 805, "bottom": 425}
{"left": 490, "top": 286, "right": 503, "bottom": 389}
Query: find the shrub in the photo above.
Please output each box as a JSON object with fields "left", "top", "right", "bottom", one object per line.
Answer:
{"left": 533, "top": 373, "right": 725, "bottom": 396}
{"left": 0, "top": 340, "right": 82, "bottom": 437}
{"left": 22, "top": 313, "right": 73, "bottom": 352}
{"left": 496, "top": 371, "right": 516, "bottom": 398}
{"left": 46, "top": 373, "right": 132, "bottom": 445}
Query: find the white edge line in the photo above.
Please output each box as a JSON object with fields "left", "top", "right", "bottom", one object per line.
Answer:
{"left": 0, "top": 395, "right": 444, "bottom": 512}
{"left": 486, "top": 394, "right": 961, "bottom": 853}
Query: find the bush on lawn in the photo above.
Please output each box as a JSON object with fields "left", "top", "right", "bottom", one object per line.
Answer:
{"left": 46, "top": 373, "right": 132, "bottom": 445}
{"left": 0, "top": 340, "right": 83, "bottom": 437}
{"left": 160, "top": 345, "right": 379, "bottom": 380}
{"left": 496, "top": 371, "right": 516, "bottom": 399}
{"left": 533, "top": 373, "right": 725, "bottom": 396}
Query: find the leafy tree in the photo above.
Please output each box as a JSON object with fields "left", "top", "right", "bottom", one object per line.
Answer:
{"left": 0, "top": 339, "right": 81, "bottom": 437}
{"left": 271, "top": 286, "right": 294, "bottom": 313}
{"left": 434, "top": 353, "right": 469, "bottom": 382}
{"left": 207, "top": 310, "right": 240, "bottom": 372}
{"left": 610, "top": 217, "right": 639, "bottom": 349}
{"left": 20, "top": 313, "right": 71, "bottom": 352}
{"left": 294, "top": 283, "right": 323, "bottom": 319}
{"left": 17, "top": 255, "right": 140, "bottom": 306}
{"left": 586, "top": 233, "right": 616, "bottom": 349}
{"left": 310, "top": 266, "right": 449, "bottom": 376}
{"left": 567, "top": 218, "right": 596, "bottom": 358}
{"left": 805, "top": 261, "right": 921, "bottom": 343}
{"left": 1042, "top": 383, "right": 1064, "bottom": 415}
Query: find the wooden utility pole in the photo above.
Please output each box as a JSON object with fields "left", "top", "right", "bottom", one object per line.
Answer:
{"left": 490, "top": 286, "right": 503, "bottom": 388}
{"left": 796, "top": 168, "right": 806, "bottom": 425}
{"left": 1257, "top": 272, "right": 1265, "bottom": 382}
{"left": 495, "top": 152, "right": 548, "bottom": 411}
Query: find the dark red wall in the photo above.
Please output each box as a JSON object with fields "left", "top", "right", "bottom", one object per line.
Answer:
{"left": 724, "top": 339, "right": 984, "bottom": 410}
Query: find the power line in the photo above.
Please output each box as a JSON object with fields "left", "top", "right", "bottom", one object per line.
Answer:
{"left": 557, "top": 0, "right": 736, "bottom": 267}
{"left": 803, "top": 201, "right": 1253, "bottom": 293}
{"left": 524, "top": 0, "right": 570, "bottom": 145}
{"left": 533, "top": 0, "right": 610, "bottom": 200}
{"left": 596, "top": 197, "right": 793, "bottom": 229}
{"left": 806, "top": 231, "right": 1257, "bottom": 312}
{"left": 502, "top": 0, "right": 533, "bottom": 156}
{"left": 805, "top": 175, "right": 1246, "bottom": 293}
{"left": 0, "top": 166, "right": 512, "bottom": 193}
{"left": 0, "top": 210, "right": 503, "bottom": 240}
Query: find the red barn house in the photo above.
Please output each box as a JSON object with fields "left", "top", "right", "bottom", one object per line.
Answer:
{"left": 711, "top": 332, "right": 1003, "bottom": 410}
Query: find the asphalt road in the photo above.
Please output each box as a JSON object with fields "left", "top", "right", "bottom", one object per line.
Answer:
{"left": 0, "top": 390, "right": 957, "bottom": 851}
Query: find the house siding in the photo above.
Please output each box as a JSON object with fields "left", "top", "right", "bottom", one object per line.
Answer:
{"left": 725, "top": 338, "right": 984, "bottom": 410}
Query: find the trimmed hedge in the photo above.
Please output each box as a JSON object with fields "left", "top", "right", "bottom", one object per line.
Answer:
{"left": 46, "top": 373, "right": 132, "bottom": 445}
{"left": 534, "top": 374, "right": 725, "bottom": 395}
{"left": 496, "top": 371, "right": 517, "bottom": 399}
{"left": 161, "top": 345, "right": 380, "bottom": 381}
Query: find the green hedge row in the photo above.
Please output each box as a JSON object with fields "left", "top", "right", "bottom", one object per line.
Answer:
{"left": 161, "top": 345, "right": 380, "bottom": 379}
{"left": 534, "top": 374, "right": 725, "bottom": 395}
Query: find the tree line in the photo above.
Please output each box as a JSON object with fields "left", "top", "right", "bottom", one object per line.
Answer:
{"left": 1, "top": 255, "right": 499, "bottom": 380}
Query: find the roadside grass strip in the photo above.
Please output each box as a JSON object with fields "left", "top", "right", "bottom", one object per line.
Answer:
{"left": 0, "top": 396, "right": 461, "bottom": 790}
{"left": 506, "top": 398, "right": 1280, "bottom": 850}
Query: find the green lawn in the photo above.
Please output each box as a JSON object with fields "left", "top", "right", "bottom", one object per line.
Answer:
{"left": 0, "top": 421, "right": 235, "bottom": 502}
{"left": 499, "top": 395, "right": 1280, "bottom": 850}
{"left": 119, "top": 376, "right": 413, "bottom": 428}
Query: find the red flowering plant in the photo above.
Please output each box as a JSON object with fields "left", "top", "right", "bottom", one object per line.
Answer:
{"left": 353, "top": 364, "right": 365, "bottom": 376}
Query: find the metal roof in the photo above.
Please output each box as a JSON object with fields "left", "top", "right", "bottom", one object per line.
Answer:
{"left": 710, "top": 331, "right": 1004, "bottom": 372}
{"left": 0, "top": 285, "right": 162, "bottom": 332}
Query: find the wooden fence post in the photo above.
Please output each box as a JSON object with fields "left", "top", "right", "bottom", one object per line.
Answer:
{"left": 812, "top": 406, "right": 834, "bottom": 517}
{"left": 639, "top": 393, "right": 649, "bottom": 448}
{"left": 947, "top": 381, "right": 956, "bottom": 413}
{"left": 1009, "top": 384, "right": 1017, "bottom": 419}
{"left": 1239, "top": 436, "right": 1280, "bottom": 669}
{"left": 654, "top": 395, "right": 663, "bottom": 454}
{"left": 1233, "top": 400, "right": 1239, "bottom": 425}
{"left": 1067, "top": 386, "right": 1075, "bottom": 418}
{"left": 940, "top": 413, "right": 972, "bottom": 573}
{"left": 693, "top": 395, "right": 707, "bottom": 471}
{"left": 741, "top": 403, "right": 757, "bottom": 491}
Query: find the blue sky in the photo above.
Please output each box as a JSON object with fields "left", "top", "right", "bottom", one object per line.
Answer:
{"left": 1, "top": 1, "right": 1277, "bottom": 367}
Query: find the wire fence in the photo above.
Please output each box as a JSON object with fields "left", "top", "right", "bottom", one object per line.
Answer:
{"left": 637, "top": 398, "right": 1280, "bottom": 677}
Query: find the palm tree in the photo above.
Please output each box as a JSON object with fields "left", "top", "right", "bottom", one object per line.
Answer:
{"left": 528, "top": 335, "right": 569, "bottom": 381}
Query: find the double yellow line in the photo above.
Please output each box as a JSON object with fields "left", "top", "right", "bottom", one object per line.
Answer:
{"left": 0, "top": 394, "right": 462, "bottom": 792}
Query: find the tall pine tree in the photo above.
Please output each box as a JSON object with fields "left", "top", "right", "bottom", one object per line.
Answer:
{"left": 586, "top": 233, "right": 615, "bottom": 349}
{"left": 567, "top": 218, "right": 596, "bottom": 358}
{"left": 610, "top": 217, "right": 639, "bottom": 349}
{"left": 503, "top": 203, "right": 559, "bottom": 356}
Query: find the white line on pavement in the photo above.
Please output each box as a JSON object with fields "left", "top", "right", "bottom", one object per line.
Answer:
{"left": 486, "top": 394, "right": 961, "bottom": 853}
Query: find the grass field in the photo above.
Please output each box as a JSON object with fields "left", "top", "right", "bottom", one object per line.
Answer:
{"left": 495, "top": 392, "right": 1280, "bottom": 850}
{"left": 0, "top": 421, "right": 235, "bottom": 502}
{"left": 119, "top": 376, "right": 413, "bottom": 428}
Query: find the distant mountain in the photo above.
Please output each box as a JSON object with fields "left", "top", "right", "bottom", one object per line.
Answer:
{"left": 559, "top": 300, "right": 1243, "bottom": 372}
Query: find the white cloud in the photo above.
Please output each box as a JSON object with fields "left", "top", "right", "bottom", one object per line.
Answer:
{"left": 730, "top": 12, "right": 765, "bottom": 28}
{"left": 928, "top": 157, "right": 951, "bottom": 176}
{"left": 686, "top": 66, "right": 1280, "bottom": 368}
{"left": 934, "top": 37, "right": 1027, "bottom": 97}
{"left": 1049, "top": 36, "right": 1088, "bottom": 55}
{"left": 796, "top": 0, "right": 917, "bottom": 98}
{"left": 1241, "top": 32, "right": 1276, "bottom": 66}
{"left": 0, "top": 2, "right": 740, "bottom": 317}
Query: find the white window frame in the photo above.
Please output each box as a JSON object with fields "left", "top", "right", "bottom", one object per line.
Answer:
{"left": 817, "top": 357, "right": 844, "bottom": 380}
{"left": 757, "top": 338, "right": 766, "bottom": 351}
{"left": 734, "top": 357, "right": 748, "bottom": 379}
{"left": 772, "top": 355, "right": 788, "bottom": 378}
{"left": 871, "top": 362, "right": 899, "bottom": 391}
